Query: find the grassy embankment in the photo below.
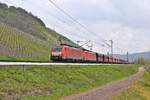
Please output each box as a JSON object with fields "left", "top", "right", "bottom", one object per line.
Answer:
{"left": 113, "top": 66, "right": 150, "bottom": 100}
{"left": 0, "top": 64, "right": 139, "bottom": 100}
{"left": 0, "top": 55, "right": 16, "bottom": 61}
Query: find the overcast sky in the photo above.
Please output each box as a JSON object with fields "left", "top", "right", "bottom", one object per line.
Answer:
{"left": 1, "top": 0, "right": 150, "bottom": 54}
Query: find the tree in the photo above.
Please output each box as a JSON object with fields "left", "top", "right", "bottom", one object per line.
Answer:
{"left": 135, "top": 57, "right": 145, "bottom": 65}
{"left": 146, "top": 59, "right": 150, "bottom": 65}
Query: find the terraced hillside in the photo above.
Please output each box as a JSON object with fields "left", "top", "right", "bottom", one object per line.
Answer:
{"left": 0, "top": 3, "right": 76, "bottom": 61}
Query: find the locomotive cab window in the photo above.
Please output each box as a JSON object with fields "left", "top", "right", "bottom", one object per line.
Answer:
{"left": 52, "top": 47, "right": 62, "bottom": 52}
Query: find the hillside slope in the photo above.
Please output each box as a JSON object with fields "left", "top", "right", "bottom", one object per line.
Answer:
{"left": 0, "top": 3, "right": 76, "bottom": 61}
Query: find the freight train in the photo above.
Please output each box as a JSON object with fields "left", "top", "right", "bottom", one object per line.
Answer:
{"left": 50, "top": 44, "right": 128, "bottom": 64}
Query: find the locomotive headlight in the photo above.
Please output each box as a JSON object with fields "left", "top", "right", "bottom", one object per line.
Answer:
{"left": 52, "top": 52, "right": 62, "bottom": 56}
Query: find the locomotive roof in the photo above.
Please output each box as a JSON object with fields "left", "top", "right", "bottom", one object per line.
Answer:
{"left": 60, "top": 43, "right": 94, "bottom": 52}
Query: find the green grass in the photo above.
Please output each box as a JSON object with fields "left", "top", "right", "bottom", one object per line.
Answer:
{"left": 113, "top": 67, "right": 150, "bottom": 100}
{"left": 0, "top": 64, "right": 139, "bottom": 100}
{"left": 0, "top": 55, "right": 16, "bottom": 60}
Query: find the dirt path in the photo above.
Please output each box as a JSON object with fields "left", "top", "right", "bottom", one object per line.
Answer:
{"left": 63, "top": 67, "right": 145, "bottom": 100}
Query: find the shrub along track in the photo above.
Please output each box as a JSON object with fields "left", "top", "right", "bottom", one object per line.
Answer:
{"left": 63, "top": 67, "right": 145, "bottom": 100}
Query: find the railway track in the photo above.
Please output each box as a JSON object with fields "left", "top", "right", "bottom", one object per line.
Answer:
{"left": 0, "top": 62, "right": 122, "bottom": 66}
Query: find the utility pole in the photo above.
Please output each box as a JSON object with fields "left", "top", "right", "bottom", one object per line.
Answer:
{"left": 110, "top": 40, "right": 113, "bottom": 58}
{"left": 107, "top": 52, "right": 109, "bottom": 56}
{"left": 127, "top": 52, "right": 129, "bottom": 62}
{"left": 105, "top": 40, "right": 113, "bottom": 58}
{"left": 90, "top": 44, "right": 93, "bottom": 51}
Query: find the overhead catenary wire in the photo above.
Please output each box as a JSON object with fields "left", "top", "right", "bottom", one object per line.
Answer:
{"left": 46, "top": 0, "right": 110, "bottom": 49}
{"left": 2, "top": 0, "right": 126, "bottom": 54}
{"left": 2, "top": 0, "right": 86, "bottom": 41}
{"left": 37, "top": 1, "right": 127, "bottom": 56}
{"left": 46, "top": 17, "right": 88, "bottom": 40}
{"left": 3, "top": 0, "right": 110, "bottom": 49}
{"left": 4, "top": 0, "right": 113, "bottom": 52}
{"left": 48, "top": 0, "right": 111, "bottom": 47}
{"left": 1, "top": 0, "right": 113, "bottom": 50}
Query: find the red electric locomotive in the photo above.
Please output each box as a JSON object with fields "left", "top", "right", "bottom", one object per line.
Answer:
{"left": 51, "top": 44, "right": 97, "bottom": 62}
{"left": 82, "top": 51, "right": 97, "bottom": 62}
{"left": 51, "top": 45, "right": 83, "bottom": 62}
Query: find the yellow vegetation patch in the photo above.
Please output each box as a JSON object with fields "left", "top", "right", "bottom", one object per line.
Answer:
{"left": 137, "top": 85, "right": 150, "bottom": 100}
{"left": 113, "top": 70, "right": 150, "bottom": 100}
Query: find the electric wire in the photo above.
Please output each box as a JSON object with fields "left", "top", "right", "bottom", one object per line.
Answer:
{"left": 2, "top": 0, "right": 126, "bottom": 54}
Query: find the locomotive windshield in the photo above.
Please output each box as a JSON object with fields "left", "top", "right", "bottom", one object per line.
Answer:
{"left": 52, "top": 47, "right": 62, "bottom": 52}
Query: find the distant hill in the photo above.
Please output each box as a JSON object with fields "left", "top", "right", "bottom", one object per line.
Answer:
{"left": 114, "top": 51, "right": 150, "bottom": 62}
{"left": 0, "top": 2, "right": 76, "bottom": 61}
